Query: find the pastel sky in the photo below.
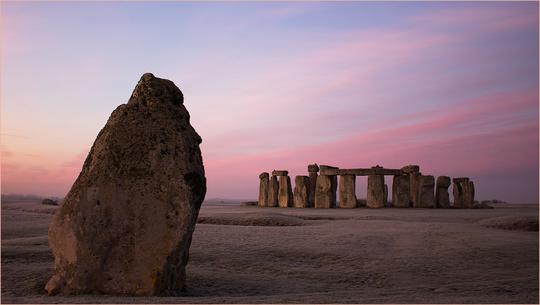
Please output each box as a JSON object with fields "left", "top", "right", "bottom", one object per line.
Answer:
{"left": 1, "top": 2, "right": 538, "bottom": 203}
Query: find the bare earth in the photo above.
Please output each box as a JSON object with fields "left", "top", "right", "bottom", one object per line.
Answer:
{"left": 1, "top": 200, "right": 538, "bottom": 303}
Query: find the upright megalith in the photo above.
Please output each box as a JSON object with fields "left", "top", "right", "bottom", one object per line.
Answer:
{"left": 453, "top": 177, "right": 474, "bottom": 208}
{"left": 277, "top": 172, "right": 293, "bottom": 208}
{"left": 468, "top": 181, "right": 475, "bottom": 206}
{"left": 314, "top": 165, "right": 338, "bottom": 208}
{"left": 401, "top": 165, "right": 420, "bottom": 207}
{"left": 307, "top": 164, "right": 319, "bottom": 207}
{"left": 416, "top": 175, "right": 435, "bottom": 208}
{"left": 435, "top": 176, "right": 451, "bottom": 208}
{"left": 46, "top": 73, "right": 206, "bottom": 296}
{"left": 258, "top": 172, "right": 270, "bottom": 207}
{"left": 268, "top": 175, "right": 279, "bottom": 207}
{"left": 383, "top": 184, "right": 389, "bottom": 207}
{"left": 392, "top": 174, "right": 410, "bottom": 208}
{"left": 339, "top": 175, "right": 357, "bottom": 208}
{"left": 293, "top": 176, "right": 310, "bottom": 208}
{"left": 367, "top": 166, "right": 385, "bottom": 208}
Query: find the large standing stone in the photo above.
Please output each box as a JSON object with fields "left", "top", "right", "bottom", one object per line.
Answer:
{"left": 315, "top": 165, "right": 338, "bottom": 208}
{"left": 339, "top": 175, "right": 357, "bottom": 208}
{"left": 435, "top": 176, "right": 451, "bottom": 208}
{"left": 278, "top": 175, "right": 293, "bottom": 207}
{"left": 293, "top": 176, "right": 310, "bottom": 208}
{"left": 416, "top": 175, "right": 435, "bottom": 208}
{"left": 367, "top": 172, "right": 385, "bottom": 208}
{"left": 452, "top": 177, "right": 473, "bottom": 208}
{"left": 267, "top": 175, "right": 279, "bottom": 207}
{"left": 383, "top": 184, "right": 389, "bottom": 207}
{"left": 307, "top": 164, "right": 319, "bottom": 208}
{"left": 258, "top": 172, "right": 269, "bottom": 207}
{"left": 401, "top": 165, "right": 420, "bottom": 207}
{"left": 468, "top": 181, "right": 475, "bottom": 207}
{"left": 314, "top": 175, "right": 336, "bottom": 208}
{"left": 392, "top": 174, "right": 410, "bottom": 208}
{"left": 45, "top": 73, "right": 206, "bottom": 296}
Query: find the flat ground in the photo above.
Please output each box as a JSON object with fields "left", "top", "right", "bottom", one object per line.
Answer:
{"left": 1, "top": 200, "right": 538, "bottom": 303}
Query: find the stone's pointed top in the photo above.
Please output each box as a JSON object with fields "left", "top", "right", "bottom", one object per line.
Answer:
{"left": 141, "top": 72, "right": 155, "bottom": 81}
{"left": 308, "top": 164, "right": 319, "bottom": 172}
{"left": 129, "top": 73, "right": 184, "bottom": 106}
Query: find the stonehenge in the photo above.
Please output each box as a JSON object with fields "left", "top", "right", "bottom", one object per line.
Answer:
{"left": 258, "top": 172, "right": 269, "bottom": 207}
{"left": 293, "top": 176, "right": 310, "bottom": 208}
{"left": 435, "top": 176, "right": 451, "bottom": 208}
{"left": 257, "top": 164, "right": 478, "bottom": 210}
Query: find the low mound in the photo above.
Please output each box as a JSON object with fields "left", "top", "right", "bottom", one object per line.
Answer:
{"left": 478, "top": 216, "right": 539, "bottom": 232}
{"left": 197, "top": 212, "right": 305, "bottom": 226}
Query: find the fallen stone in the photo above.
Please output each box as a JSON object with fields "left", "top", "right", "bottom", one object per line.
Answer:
{"left": 46, "top": 73, "right": 206, "bottom": 296}
{"left": 42, "top": 198, "right": 59, "bottom": 206}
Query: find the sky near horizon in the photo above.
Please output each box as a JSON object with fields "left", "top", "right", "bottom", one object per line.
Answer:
{"left": 1, "top": 2, "right": 538, "bottom": 203}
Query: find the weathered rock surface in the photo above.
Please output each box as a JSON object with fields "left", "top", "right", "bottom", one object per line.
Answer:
{"left": 272, "top": 170, "right": 288, "bottom": 176}
{"left": 392, "top": 174, "right": 410, "bottom": 208}
{"left": 308, "top": 164, "right": 319, "bottom": 207}
{"left": 267, "top": 175, "right": 279, "bottom": 207}
{"left": 293, "top": 176, "right": 310, "bottom": 208}
{"left": 278, "top": 176, "right": 293, "bottom": 208}
{"left": 453, "top": 177, "right": 471, "bottom": 208}
{"left": 308, "top": 164, "right": 320, "bottom": 173}
{"left": 339, "top": 175, "right": 357, "bottom": 208}
{"left": 367, "top": 174, "right": 385, "bottom": 208}
{"left": 435, "top": 176, "right": 451, "bottom": 208}
{"left": 45, "top": 73, "right": 206, "bottom": 296}
{"left": 314, "top": 175, "right": 336, "bottom": 208}
{"left": 468, "top": 181, "right": 476, "bottom": 208}
{"left": 258, "top": 172, "right": 269, "bottom": 207}
{"left": 383, "top": 184, "right": 389, "bottom": 207}
{"left": 416, "top": 175, "right": 435, "bottom": 208}
{"left": 401, "top": 165, "right": 420, "bottom": 207}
